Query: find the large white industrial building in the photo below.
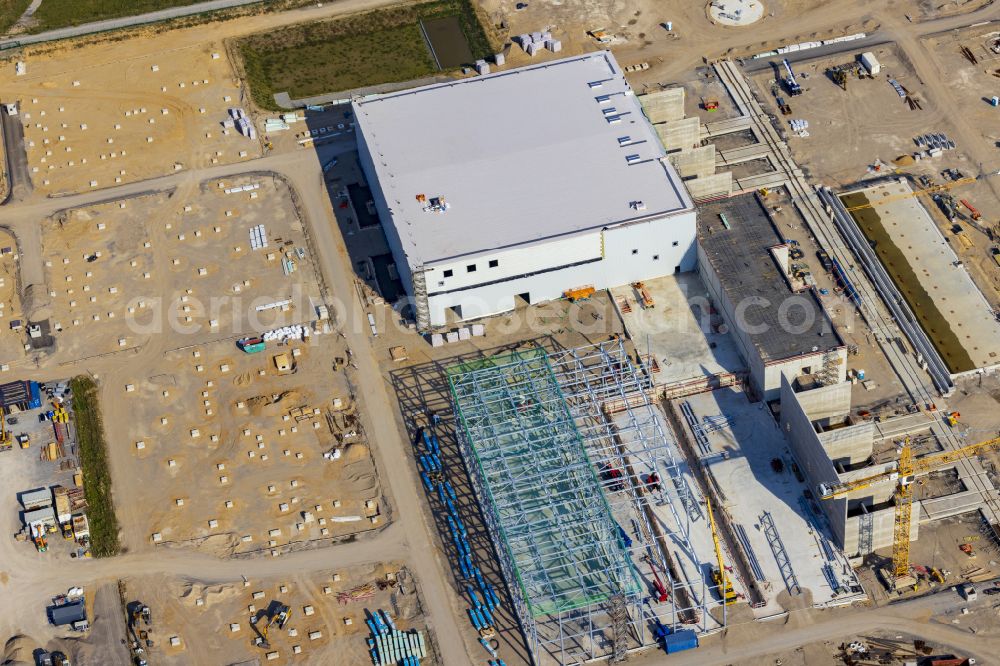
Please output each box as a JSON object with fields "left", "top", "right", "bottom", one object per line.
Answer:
{"left": 354, "top": 51, "right": 696, "bottom": 330}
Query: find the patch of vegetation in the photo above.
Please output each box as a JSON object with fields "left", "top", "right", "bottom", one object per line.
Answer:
{"left": 0, "top": 0, "right": 32, "bottom": 35}
{"left": 70, "top": 375, "right": 121, "bottom": 557}
{"left": 29, "top": 0, "right": 208, "bottom": 32}
{"left": 238, "top": 0, "right": 493, "bottom": 110}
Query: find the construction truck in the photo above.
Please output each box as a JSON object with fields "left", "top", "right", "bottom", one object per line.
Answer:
{"left": 960, "top": 199, "right": 982, "bottom": 221}
{"left": 632, "top": 281, "right": 654, "bottom": 309}
{"left": 31, "top": 524, "right": 48, "bottom": 552}
{"left": 946, "top": 411, "right": 960, "bottom": 426}
{"left": 782, "top": 59, "right": 803, "bottom": 96}
{"left": 237, "top": 336, "right": 266, "bottom": 354}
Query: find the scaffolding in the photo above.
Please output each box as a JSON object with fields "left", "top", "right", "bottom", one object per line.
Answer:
{"left": 448, "top": 340, "right": 717, "bottom": 665}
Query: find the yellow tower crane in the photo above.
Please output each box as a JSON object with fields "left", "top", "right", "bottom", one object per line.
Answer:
{"left": 819, "top": 434, "right": 1000, "bottom": 584}
{"left": 843, "top": 176, "right": 977, "bottom": 212}
{"left": 706, "top": 497, "right": 738, "bottom": 605}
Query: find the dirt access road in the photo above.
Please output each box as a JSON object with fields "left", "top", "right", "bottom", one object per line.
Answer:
{"left": 0, "top": 1, "right": 998, "bottom": 664}
{"left": 0, "top": 144, "right": 470, "bottom": 663}
{"left": 0, "top": 1, "right": 469, "bottom": 662}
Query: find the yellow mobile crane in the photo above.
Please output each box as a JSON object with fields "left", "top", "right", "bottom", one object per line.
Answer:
{"left": 706, "top": 497, "right": 738, "bottom": 605}
{"left": 820, "top": 434, "right": 1000, "bottom": 585}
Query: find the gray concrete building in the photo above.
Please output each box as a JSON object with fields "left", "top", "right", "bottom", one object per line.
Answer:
{"left": 696, "top": 193, "right": 847, "bottom": 402}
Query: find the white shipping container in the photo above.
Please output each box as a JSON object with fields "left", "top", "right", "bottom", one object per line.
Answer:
{"left": 860, "top": 52, "right": 881, "bottom": 75}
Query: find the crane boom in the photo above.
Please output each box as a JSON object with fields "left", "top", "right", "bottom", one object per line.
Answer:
{"left": 818, "top": 434, "right": 1000, "bottom": 499}
{"left": 707, "top": 497, "right": 725, "bottom": 575}
{"left": 782, "top": 58, "right": 802, "bottom": 96}
{"left": 820, "top": 434, "right": 1000, "bottom": 585}
{"left": 706, "top": 497, "right": 738, "bottom": 605}
{"left": 843, "top": 177, "right": 977, "bottom": 212}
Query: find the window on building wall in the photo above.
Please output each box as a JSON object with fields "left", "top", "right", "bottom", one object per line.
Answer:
{"left": 443, "top": 269, "right": 453, "bottom": 278}
{"left": 672, "top": 240, "right": 679, "bottom": 247}
{"left": 467, "top": 264, "right": 477, "bottom": 273}
{"left": 489, "top": 259, "right": 499, "bottom": 268}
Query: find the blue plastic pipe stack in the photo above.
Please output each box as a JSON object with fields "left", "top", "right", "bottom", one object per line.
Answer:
{"left": 413, "top": 424, "right": 507, "bottom": 657}
{"left": 365, "top": 608, "right": 427, "bottom": 665}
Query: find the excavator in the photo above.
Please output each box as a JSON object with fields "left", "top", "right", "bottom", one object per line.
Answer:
{"left": 251, "top": 602, "right": 291, "bottom": 650}
{"left": 706, "top": 498, "right": 739, "bottom": 605}
{"left": 820, "top": 434, "right": 1000, "bottom": 587}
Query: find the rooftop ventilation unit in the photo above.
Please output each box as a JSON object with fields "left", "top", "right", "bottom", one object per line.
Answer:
{"left": 617, "top": 136, "right": 632, "bottom": 146}
{"left": 625, "top": 154, "right": 641, "bottom": 164}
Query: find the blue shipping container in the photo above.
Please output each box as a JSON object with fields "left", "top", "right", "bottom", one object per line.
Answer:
{"left": 663, "top": 629, "right": 698, "bottom": 654}
{"left": 28, "top": 381, "right": 41, "bottom": 409}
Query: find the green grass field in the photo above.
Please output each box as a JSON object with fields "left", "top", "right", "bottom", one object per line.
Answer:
{"left": 70, "top": 376, "right": 121, "bottom": 557}
{"left": 238, "top": 0, "right": 492, "bottom": 110}
{"left": 29, "top": 0, "right": 206, "bottom": 32}
{"left": 0, "top": 0, "right": 32, "bottom": 34}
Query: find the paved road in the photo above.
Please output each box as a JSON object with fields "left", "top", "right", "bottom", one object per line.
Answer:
{"left": 0, "top": 104, "right": 32, "bottom": 203}
{"left": 744, "top": 4, "right": 1000, "bottom": 72}
{"left": 0, "top": 0, "right": 265, "bottom": 48}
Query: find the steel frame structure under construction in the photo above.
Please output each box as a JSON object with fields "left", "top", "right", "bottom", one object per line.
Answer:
{"left": 448, "top": 340, "right": 718, "bottom": 665}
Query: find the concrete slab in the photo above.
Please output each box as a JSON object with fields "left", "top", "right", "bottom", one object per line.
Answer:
{"left": 702, "top": 116, "right": 751, "bottom": 137}
{"left": 684, "top": 172, "right": 733, "bottom": 202}
{"left": 611, "top": 408, "right": 729, "bottom": 629}
{"left": 654, "top": 117, "right": 701, "bottom": 152}
{"left": 612, "top": 273, "right": 745, "bottom": 388}
{"left": 668, "top": 145, "right": 716, "bottom": 179}
{"left": 844, "top": 180, "right": 1000, "bottom": 373}
{"left": 685, "top": 388, "right": 864, "bottom": 612}
{"left": 639, "top": 87, "right": 685, "bottom": 124}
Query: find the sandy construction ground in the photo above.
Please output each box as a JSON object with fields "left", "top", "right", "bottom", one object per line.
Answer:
{"left": 748, "top": 43, "right": 1000, "bottom": 312}
{"left": 0, "top": 227, "right": 24, "bottom": 367}
{"left": 34, "top": 174, "right": 383, "bottom": 556}
{"left": 121, "top": 332, "right": 380, "bottom": 556}
{"left": 751, "top": 45, "right": 946, "bottom": 183}
{"left": 116, "top": 562, "right": 427, "bottom": 666}
{"left": 1, "top": 36, "right": 259, "bottom": 196}
{"left": 39, "top": 174, "right": 306, "bottom": 361}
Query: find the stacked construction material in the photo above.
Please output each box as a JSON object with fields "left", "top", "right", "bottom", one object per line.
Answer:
{"left": 249, "top": 224, "right": 267, "bottom": 250}
{"left": 366, "top": 609, "right": 426, "bottom": 666}
{"left": 264, "top": 118, "right": 290, "bottom": 133}
{"left": 515, "top": 31, "right": 560, "bottom": 56}
{"left": 415, "top": 426, "right": 504, "bottom": 650}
